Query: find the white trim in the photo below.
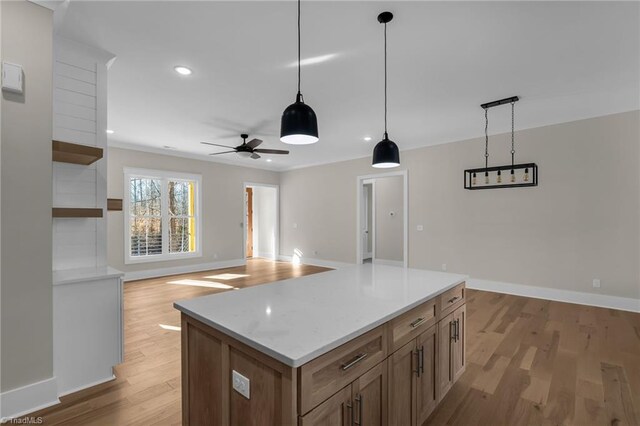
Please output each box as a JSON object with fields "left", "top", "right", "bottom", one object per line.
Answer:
{"left": 372, "top": 259, "right": 405, "bottom": 267}
{"left": 277, "top": 255, "right": 353, "bottom": 270}
{"left": 28, "top": 0, "right": 64, "bottom": 11}
{"left": 356, "top": 170, "right": 408, "bottom": 268}
{"left": 58, "top": 374, "right": 115, "bottom": 398}
{"left": 243, "top": 182, "right": 280, "bottom": 261}
{"left": 361, "top": 180, "right": 376, "bottom": 262}
{"left": 123, "top": 258, "right": 246, "bottom": 282}
{"left": 123, "top": 168, "right": 202, "bottom": 264}
{"left": 468, "top": 278, "right": 640, "bottom": 313}
{"left": 0, "top": 377, "right": 59, "bottom": 421}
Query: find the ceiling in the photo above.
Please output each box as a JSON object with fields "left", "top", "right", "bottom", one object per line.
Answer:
{"left": 55, "top": 1, "right": 640, "bottom": 171}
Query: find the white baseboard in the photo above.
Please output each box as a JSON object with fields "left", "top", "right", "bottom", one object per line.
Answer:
{"left": 277, "top": 255, "right": 354, "bottom": 269}
{"left": 0, "top": 377, "right": 59, "bottom": 420}
{"left": 372, "top": 258, "right": 404, "bottom": 267}
{"left": 468, "top": 278, "right": 640, "bottom": 313}
{"left": 58, "top": 374, "right": 115, "bottom": 398}
{"left": 123, "top": 259, "right": 246, "bottom": 282}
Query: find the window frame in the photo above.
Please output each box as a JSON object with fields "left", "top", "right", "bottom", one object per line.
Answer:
{"left": 124, "top": 167, "right": 202, "bottom": 264}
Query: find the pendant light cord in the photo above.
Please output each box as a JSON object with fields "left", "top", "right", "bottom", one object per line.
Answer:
{"left": 511, "top": 101, "right": 515, "bottom": 167}
{"left": 484, "top": 108, "right": 489, "bottom": 171}
{"left": 384, "top": 22, "right": 388, "bottom": 136}
{"left": 297, "top": 0, "right": 301, "bottom": 96}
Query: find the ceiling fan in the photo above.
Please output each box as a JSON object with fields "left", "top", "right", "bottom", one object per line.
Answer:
{"left": 201, "top": 134, "right": 289, "bottom": 159}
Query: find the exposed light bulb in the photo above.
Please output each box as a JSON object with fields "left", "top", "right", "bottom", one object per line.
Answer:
{"left": 472, "top": 172, "right": 477, "bottom": 186}
{"left": 523, "top": 168, "right": 529, "bottom": 182}
{"left": 484, "top": 172, "right": 489, "bottom": 185}
{"left": 497, "top": 170, "right": 502, "bottom": 184}
{"left": 510, "top": 169, "right": 515, "bottom": 183}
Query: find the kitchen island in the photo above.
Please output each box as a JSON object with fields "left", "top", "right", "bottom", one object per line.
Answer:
{"left": 174, "top": 264, "right": 467, "bottom": 425}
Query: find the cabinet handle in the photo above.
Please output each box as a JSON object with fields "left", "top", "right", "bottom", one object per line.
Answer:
{"left": 414, "top": 350, "right": 421, "bottom": 377}
{"left": 341, "top": 353, "right": 368, "bottom": 371}
{"left": 347, "top": 401, "right": 354, "bottom": 426}
{"left": 450, "top": 321, "right": 455, "bottom": 341}
{"left": 456, "top": 319, "right": 461, "bottom": 341}
{"left": 410, "top": 317, "right": 427, "bottom": 328}
{"left": 419, "top": 345, "right": 425, "bottom": 374}
{"left": 354, "top": 394, "right": 363, "bottom": 426}
{"left": 448, "top": 296, "right": 459, "bottom": 304}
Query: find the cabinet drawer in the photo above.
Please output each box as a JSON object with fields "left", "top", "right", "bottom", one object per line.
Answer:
{"left": 387, "top": 298, "right": 436, "bottom": 353}
{"left": 298, "top": 326, "right": 387, "bottom": 415}
{"left": 439, "top": 283, "right": 465, "bottom": 319}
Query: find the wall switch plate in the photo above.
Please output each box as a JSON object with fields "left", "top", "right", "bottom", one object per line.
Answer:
{"left": 2, "top": 62, "right": 23, "bottom": 94}
{"left": 442, "top": 263, "right": 447, "bottom": 271}
{"left": 232, "top": 370, "right": 250, "bottom": 399}
{"left": 417, "top": 225, "right": 424, "bottom": 231}
{"left": 592, "top": 279, "right": 601, "bottom": 288}
{"left": 293, "top": 223, "right": 297, "bottom": 229}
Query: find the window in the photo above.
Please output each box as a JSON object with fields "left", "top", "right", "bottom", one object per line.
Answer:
{"left": 124, "top": 168, "right": 201, "bottom": 263}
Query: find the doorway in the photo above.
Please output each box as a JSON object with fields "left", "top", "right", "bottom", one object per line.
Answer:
{"left": 356, "top": 171, "right": 408, "bottom": 267}
{"left": 244, "top": 183, "right": 279, "bottom": 260}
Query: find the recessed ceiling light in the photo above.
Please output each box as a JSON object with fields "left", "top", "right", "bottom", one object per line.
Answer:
{"left": 174, "top": 66, "right": 192, "bottom": 76}
{"left": 364, "top": 136, "right": 372, "bottom": 141}
{"left": 266, "top": 159, "right": 273, "bottom": 162}
{"left": 106, "top": 129, "right": 114, "bottom": 134}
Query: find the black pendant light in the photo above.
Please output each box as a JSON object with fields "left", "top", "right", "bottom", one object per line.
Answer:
{"left": 372, "top": 11, "right": 400, "bottom": 168}
{"left": 280, "top": 0, "right": 318, "bottom": 145}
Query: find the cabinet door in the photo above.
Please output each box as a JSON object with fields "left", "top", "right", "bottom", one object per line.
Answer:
{"left": 300, "top": 385, "right": 352, "bottom": 426}
{"left": 452, "top": 304, "right": 466, "bottom": 382}
{"left": 387, "top": 340, "right": 416, "bottom": 426}
{"left": 416, "top": 325, "right": 438, "bottom": 425}
{"left": 437, "top": 313, "right": 454, "bottom": 401}
{"left": 353, "top": 359, "right": 387, "bottom": 426}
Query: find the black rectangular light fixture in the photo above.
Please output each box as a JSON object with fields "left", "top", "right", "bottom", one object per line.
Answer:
{"left": 464, "top": 162, "right": 538, "bottom": 190}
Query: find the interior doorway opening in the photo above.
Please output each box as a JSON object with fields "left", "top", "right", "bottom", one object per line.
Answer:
{"left": 244, "top": 183, "right": 279, "bottom": 260}
{"left": 356, "top": 171, "right": 408, "bottom": 267}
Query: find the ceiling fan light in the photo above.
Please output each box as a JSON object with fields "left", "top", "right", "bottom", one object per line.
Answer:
{"left": 236, "top": 151, "right": 253, "bottom": 158}
{"left": 372, "top": 135, "right": 400, "bottom": 168}
{"left": 280, "top": 97, "right": 319, "bottom": 145}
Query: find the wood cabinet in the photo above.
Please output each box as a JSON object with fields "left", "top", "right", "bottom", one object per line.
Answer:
{"left": 180, "top": 283, "right": 466, "bottom": 425}
{"left": 438, "top": 305, "right": 466, "bottom": 402}
{"left": 302, "top": 360, "right": 387, "bottom": 426}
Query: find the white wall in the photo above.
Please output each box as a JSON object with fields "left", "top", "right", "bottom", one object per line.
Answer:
{"left": 374, "top": 176, "right": 404, "bottom": 262}
{"left": 1, "top": 0, "right": 54, "bottom": 393}
{"left": 251, "top": 185, "right": 277, "bottom": 259}
{"left": 107, "top": 147, "right": 279, "bottom": 277}
{"left": 280, "top": 111, "right": 640, "bottom": 300}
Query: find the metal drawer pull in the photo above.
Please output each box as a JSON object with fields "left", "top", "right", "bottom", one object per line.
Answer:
{"left": 341, "top": 353, "right": 368, "bottom": 371}
{"left": 414, "top": 350, "right": 421, "bottom": 377}
{"left": 410, "top": 317, "right": 427, "bottom": 328}
{"left": 448, "top": 296, "right": 459, "bottom": 304}
{"left": 419, "top": 345, "right": 425, "bottom": 374}
{"left": 354, "top": 394, "right": 363, "bottom": 426}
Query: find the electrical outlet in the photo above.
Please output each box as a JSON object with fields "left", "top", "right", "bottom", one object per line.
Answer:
{"left": 442, "top": 263, "right": 447, "bottom": 272}
{"left": 592, "top": 279, "right": 601, "bottom": 288}
{"left": 232, "top": 370, "right": 250, "bottom": 399}
{"left": 293, "top": 222, "right": 298, "bottom": 229}
{"left": 416, "top": 225, "right": 424, "bottom": 231}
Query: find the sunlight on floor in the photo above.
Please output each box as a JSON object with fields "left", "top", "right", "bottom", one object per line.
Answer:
{"left": 159, "top": 324, "right": 181, "bottom": 331}
{"left": 204, "top": 273, "right": 250, "bottom": 280}
{"left": 166, "top": 279, "right": 234, "bottom": 289}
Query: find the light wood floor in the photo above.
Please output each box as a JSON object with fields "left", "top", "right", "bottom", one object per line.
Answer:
{"left": 29, "top": 260, "right": 639, "bottom": 425}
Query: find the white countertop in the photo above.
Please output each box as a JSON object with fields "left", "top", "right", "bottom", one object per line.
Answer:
{"left": 53, "top": 266, "right": 124, "bottom": 285}
{"left": 174, "top": 264, "right": 467, "bottom": 367}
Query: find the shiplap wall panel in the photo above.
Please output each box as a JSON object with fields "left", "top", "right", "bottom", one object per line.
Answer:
{"left": 53, "top": 38, "right": 109, "bottom": 271}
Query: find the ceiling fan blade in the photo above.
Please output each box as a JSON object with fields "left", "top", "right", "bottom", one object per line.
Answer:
{"left": 209, "top": 150, "right": 236, "bottom": 155}
{"left": 246, "top": 138, "right": 263, "bottom": 149}
{"left": 201, "top": 142, "right": 236, "bottom": 149}
{"left": 251, "top": 153, "right": 261, "bottom": 159}
{"left": 253, "top": 149, "right": 290, "bottom": 155}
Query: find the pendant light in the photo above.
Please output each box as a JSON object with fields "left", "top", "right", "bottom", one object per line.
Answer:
{"left": 372, "top": 11, "right": 400, "bottom": 168}
{"left": 280, "top": 0, "right": 318, "bottom": 145}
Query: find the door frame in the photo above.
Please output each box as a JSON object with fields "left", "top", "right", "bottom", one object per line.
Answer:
{"left": 356, "top": 170, "right": 408, "bottom": 267}
{"left": 243, "top": 182, "right": 280, "bottom": 261}
{"left": 362, "top": 179, "right": 376, "bottom": 261}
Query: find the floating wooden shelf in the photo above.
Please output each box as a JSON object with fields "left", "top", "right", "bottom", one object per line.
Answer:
{"left": 52, "top": 208, "right": 103, "bottom": 218}
{"left": 52, "top": 140, "right": 103, "bottom": 165}
{"left": 107, "top": 198, "right": 123, "bottom": 211}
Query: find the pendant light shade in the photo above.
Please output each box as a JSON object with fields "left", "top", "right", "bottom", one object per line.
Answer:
{"left": 281, "top": 0, "right": 319, "bottom": 145}
{"left": 281, "top": 93, "right": 318, "bottom": 145}
{"left": 372, "top": 11, "right": 400, "bottom": 168}
{"left": 372, "top": 132, "right": 400, "bottom": 168}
